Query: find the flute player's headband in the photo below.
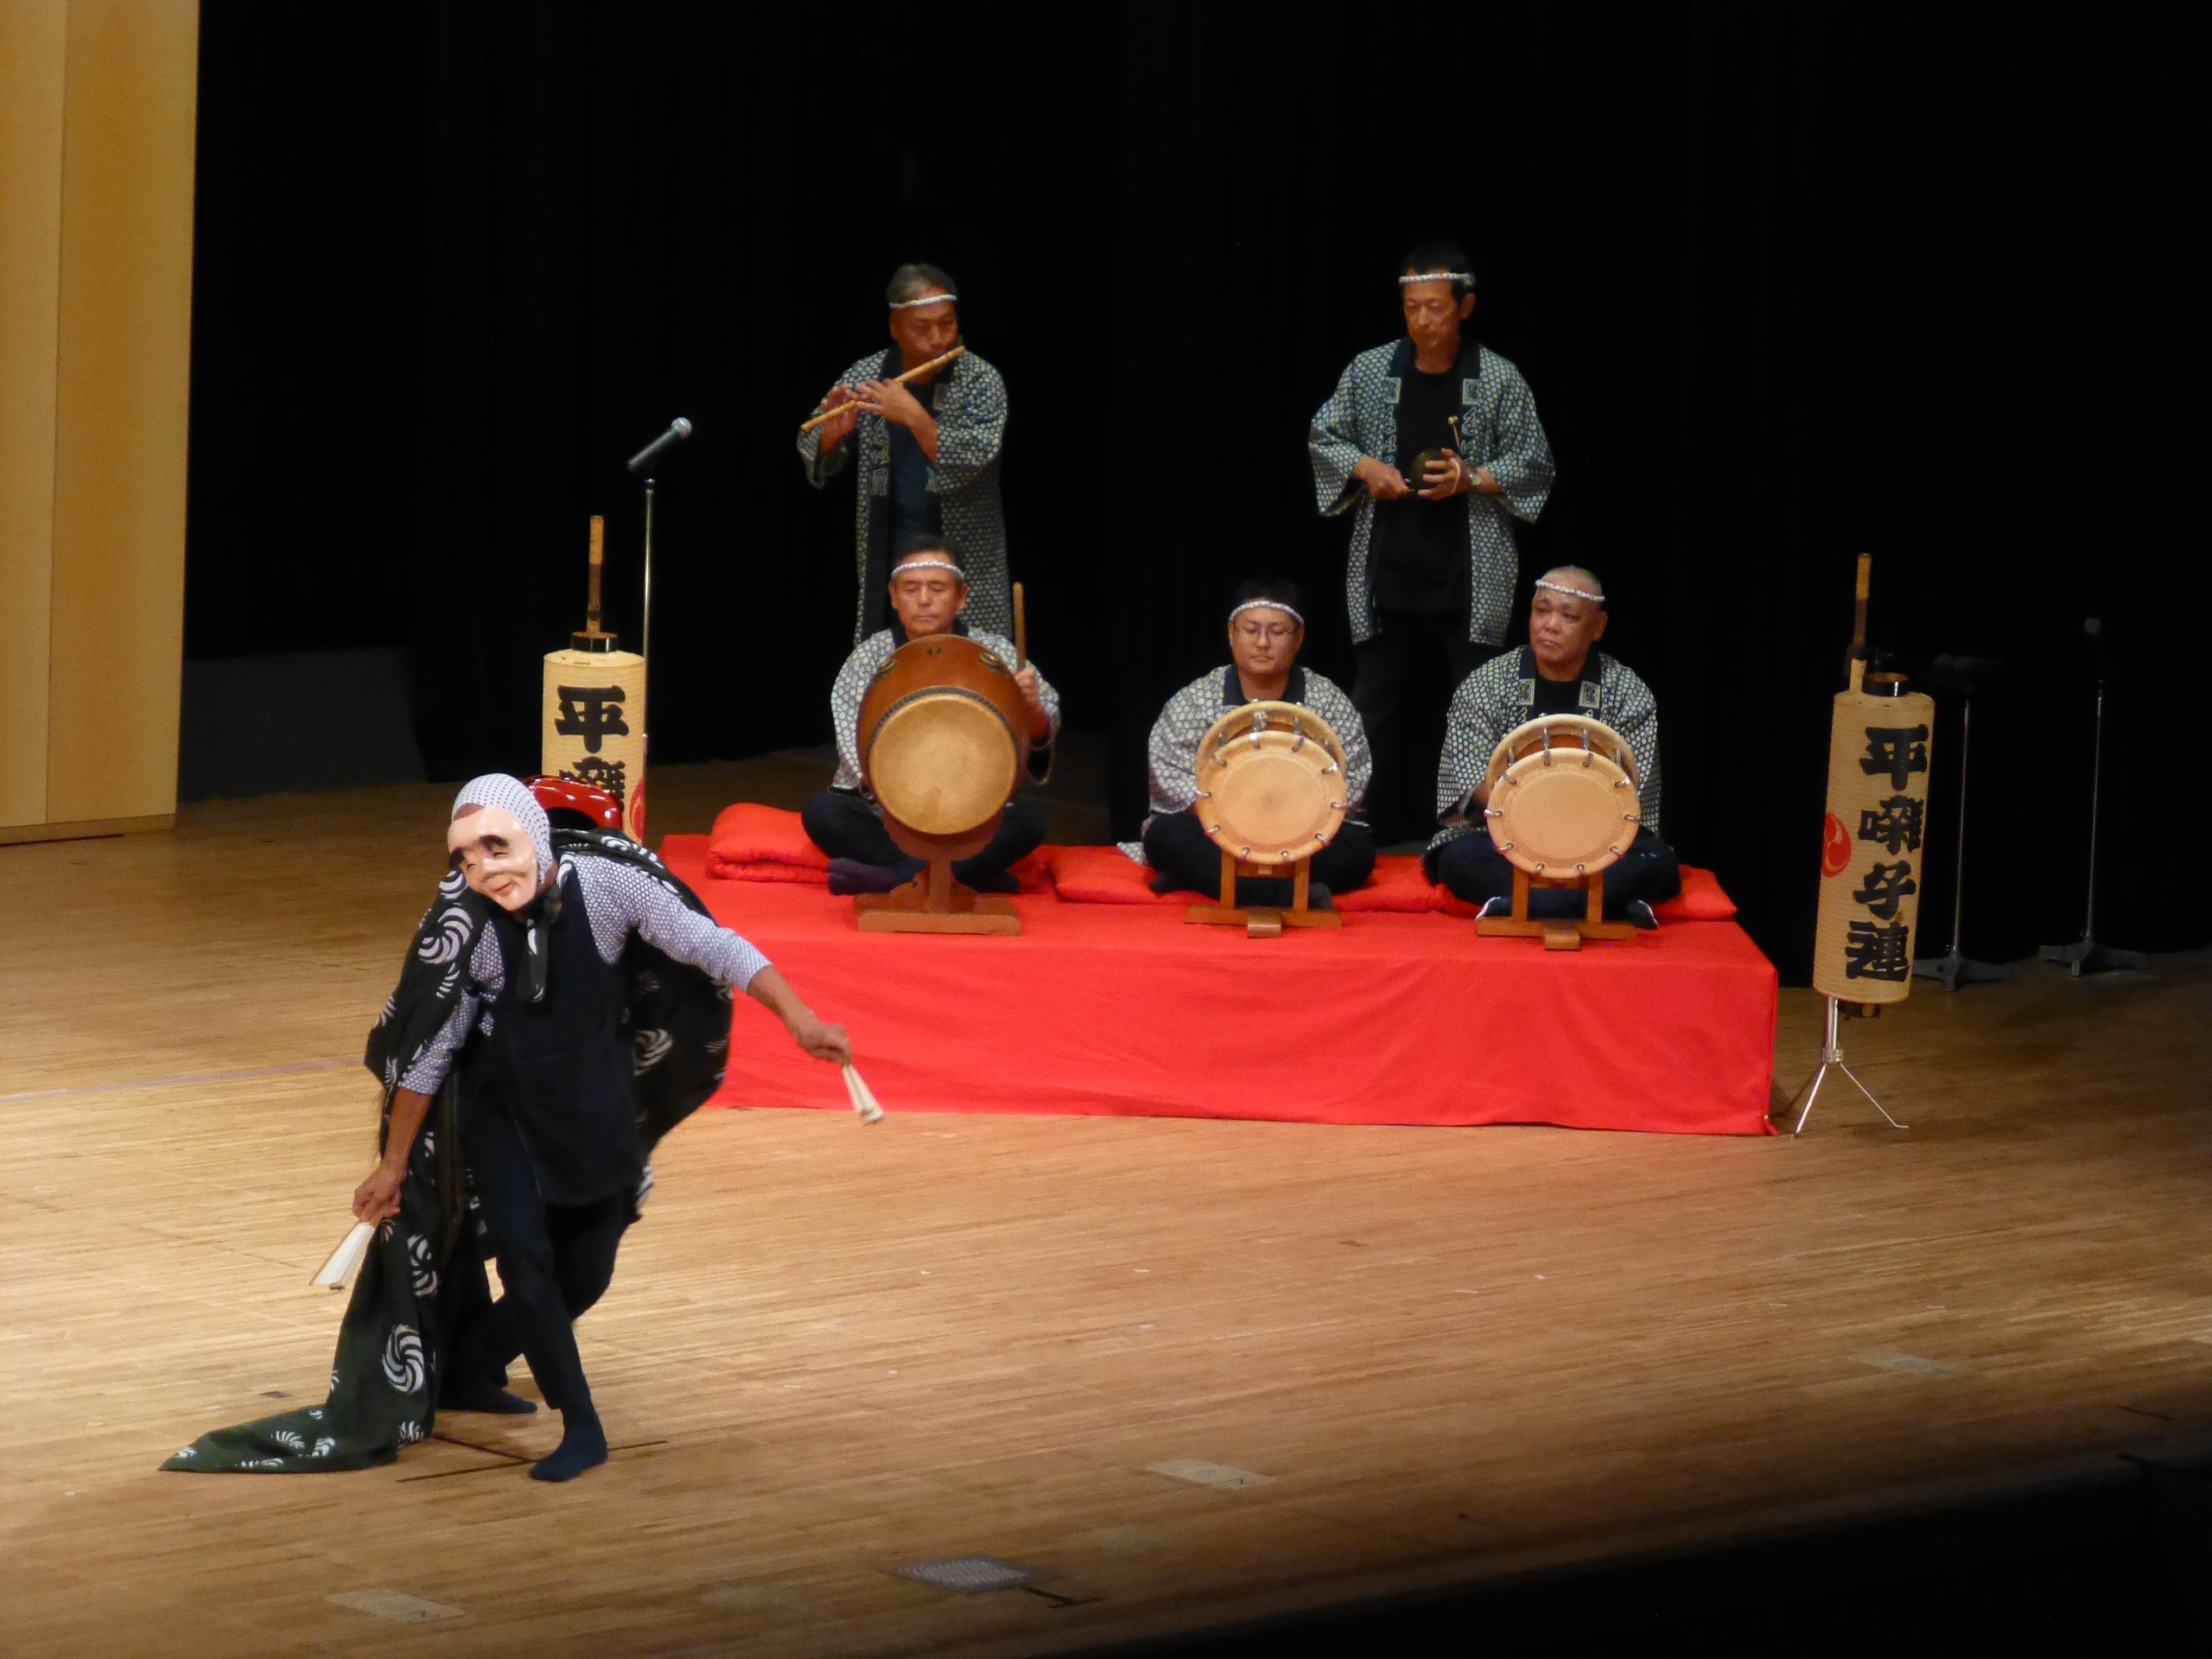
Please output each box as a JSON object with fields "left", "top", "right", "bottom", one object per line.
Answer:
{"left": 1399, "top": 270, "right": 1474, "bottom": 288}
{"left": 890, "top": 290, "right": 957, "bottom": 310}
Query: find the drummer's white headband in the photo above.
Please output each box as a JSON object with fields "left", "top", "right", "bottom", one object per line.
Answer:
{"left": 892, "top": 558, "right": 966, "bottom": 582}
{"left": 1230, "top": 599, "right": 1305, "bottom": 628}
{"left": 890, "top": 291, "right": 957, "bottom": 309}
{"left": 1399, "top": 270, "right": 1473, "bottom": 286}
{"left": 1535, "top": 577, "right": 1605, "bottom": 605}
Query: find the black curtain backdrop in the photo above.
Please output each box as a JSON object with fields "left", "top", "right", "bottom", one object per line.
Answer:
{"left": 185, "top": 3, "right": 2205, "bottom": 978}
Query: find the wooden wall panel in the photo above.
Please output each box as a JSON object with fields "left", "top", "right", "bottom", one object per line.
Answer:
{"left": 42, "top": 0, "right": 199, "bottom": 826}
{"left": 0, "top": 0, "right": 67, "bottom": 829}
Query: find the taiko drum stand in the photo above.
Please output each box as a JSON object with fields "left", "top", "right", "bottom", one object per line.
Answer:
{"left": 1186, "top": 849, "right": 1341, "bottom": 939}
{"left": 854, "top": 823, "right": 1020, "bottom": 937}
{"left": 2039, "top": 619, "right": 2148, "bottom": 978}
{"left": 1476, "top": 868, "right": 1636, "bottom": 951}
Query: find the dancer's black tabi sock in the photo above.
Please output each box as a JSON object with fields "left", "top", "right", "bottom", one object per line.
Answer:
{"left": 442, "top": 1385, "right": 538, "bottom": 1415}
{"left": 530, "top": 1408, "right": 608, "bottom": 1483}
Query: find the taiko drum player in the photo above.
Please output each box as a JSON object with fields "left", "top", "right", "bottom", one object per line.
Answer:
{"left": 1127, "top": 577, "right": 1377, "bottom": 906}
{"left": 802, "top": 540, "right": 1061, "bottom": 895}
{"left": 1425, "top": 568, "right": 1681, "bottom": 924}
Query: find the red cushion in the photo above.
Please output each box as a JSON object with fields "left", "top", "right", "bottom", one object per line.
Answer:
{"left": 1655, "top": 864, "right": 1738, "bottom": 921}
{"left": 1046, "top": 844, "right": 1183, "bottom": 905}
{"left": 1334, "top": 854, "right": 1443, "bottom": 912}
{"left": 708, "top": 859, "right": 830, "bottom": 885}
{"left": 1008, "top": 848, "right": 1054, "bottom": 895}
{"left": 707, "top": 803, "right": 830, "bottom": 883}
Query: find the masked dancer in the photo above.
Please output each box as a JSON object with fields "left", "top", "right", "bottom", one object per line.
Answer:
{"left": 167, "top": 778, "right": 849, "bottom": 1483}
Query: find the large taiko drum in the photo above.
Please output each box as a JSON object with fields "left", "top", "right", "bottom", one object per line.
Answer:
{"left": 1193, "top": 701, "right": 1350, "bottom": 867}
{"left": 1483, "top": 714, "right": 1642, "bottom": 877}
{"left": 858, "top": 633, "right": 1030, "bottom": 855}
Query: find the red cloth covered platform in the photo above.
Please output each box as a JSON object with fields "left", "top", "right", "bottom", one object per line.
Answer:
{"left": 663, "top": 833, "right": 1777, "bottom": 1135}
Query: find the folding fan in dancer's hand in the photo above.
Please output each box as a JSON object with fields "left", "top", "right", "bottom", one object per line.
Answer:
{"left": 310, "top": 1221, "right": 375, "bottom": 1291}
{"left": 842, "top": 1064, "right": 886, "bottom": 1125}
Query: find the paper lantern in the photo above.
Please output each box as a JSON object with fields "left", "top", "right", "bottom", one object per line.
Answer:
{"left": 1811, "top": 685, "right": 1936, "bottom": 1003}
{"left": 541, "top": 647, "right": 647, "bottom": 842}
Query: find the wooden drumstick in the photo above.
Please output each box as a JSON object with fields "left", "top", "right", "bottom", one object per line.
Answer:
{"left": 586, "top": 515, "right": 605, "bottom": 632}
{"left": 1013, "top": 581, "right": 1027, "bottom": 669}
{"left": 798, "top": 346, "right": 968, "bottom": 433}
{"left": 1847, "top": 552, "right": 1872, "bottom": 692}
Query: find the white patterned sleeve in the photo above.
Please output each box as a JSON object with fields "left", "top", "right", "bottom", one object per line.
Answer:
{"left": 1147, "top": 683, "right": 1206, "bottom": 817}
{"left": 1481, "top": 365, "right": 1554, "bottom": 525}
{"left": 1308, "top": 359, "right": 1368, "bottom": 515}
{"left": 830, "top": 644, "right": 875, "bottom": 791}
{"left": 580, "top": 857, "right": 770, "bottom": 990}
{"left": 1612, "top": 669, "right": 1663, "bottom": 833}
{"left": 398, "top": 995, "right": 478, "bottom": 1095}
{"left": 931, "top": 358, "right": 1007, "bottom": 489}
{"left": 798, "top": 354, "right": 873, "bottom": 486}
{"left": 1315, "top": 677, "right": 1373, "bottom": 816}
{"left": 1436, "top": 673, "right": 1503, "bottom": 825}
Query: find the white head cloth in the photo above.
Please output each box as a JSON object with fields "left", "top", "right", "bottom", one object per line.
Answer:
{"left": 1230, "top": 597, "right": 1305, "bottom": 629}
{"left": 1398, "top": 270, "right": 1473, "bottom": 287}
{"left": 889, "top": 290, "right": 957, "bottom": 310}
{"left": 1534, "top": 576, "right": 1605, "bottom": 606}
{"left": 892, "top": 556, "right": 967, "bottom": 582}
{"left": 453, "top": 773, "right": 553, "bottom": 878}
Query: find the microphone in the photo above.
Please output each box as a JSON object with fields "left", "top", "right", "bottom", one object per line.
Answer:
{"left": 626, "top": 417, "right": 693, "bottom": 475}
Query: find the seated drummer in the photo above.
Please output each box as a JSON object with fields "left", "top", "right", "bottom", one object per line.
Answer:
{"left": 803, "top": 538, "right": 1059, "bottom": 896}
{"left": 1135, "top": 577, "right": 1376, "bottom": 905}
{"left": 1424, "top": 565, "right": 1681, "bottom": 925}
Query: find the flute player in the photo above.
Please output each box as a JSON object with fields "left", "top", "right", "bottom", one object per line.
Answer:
{"left": 798, "top": 262, "right": 1014, "bottom": 641}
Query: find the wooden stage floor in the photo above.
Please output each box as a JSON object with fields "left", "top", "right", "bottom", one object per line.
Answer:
{"left": 3, "top": 776, "right": 2208, "bottom": 1656}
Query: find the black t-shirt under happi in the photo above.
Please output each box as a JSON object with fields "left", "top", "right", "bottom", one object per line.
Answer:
{"left": 1370, "top": 364, "right": 1466, "bottom": 615}
{"left": 1529, "top": 667, "right": 1587, "bottom": 718}
{"left": 887, "top": 367, "right": 942, "bottom": 551}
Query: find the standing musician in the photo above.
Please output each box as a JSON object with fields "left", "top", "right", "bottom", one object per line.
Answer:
{"left": 1308, "top": 241, "right": 1555, "bottom": 840}
{"left": 1425, "top": 568, "right": 1681, "bottom": 925}
{"left": 802, "top": 541, "right": 1060, "bottom": 895}
{"left": 1130, "top": 577, "right": 1376, "bottom": 906}
{"left": 798, "top": 263, "right": 1014, "bottom": 641}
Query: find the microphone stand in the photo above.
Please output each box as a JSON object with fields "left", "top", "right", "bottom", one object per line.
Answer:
{"left": 2040, "top": 620, "right": 2149, "bottom": 978}
{"left": 1912, "top": 658, "right": 2013, "bottom": 991}
{"left": 623, "top": 418, "right": 691, "bottom": 843}
{"left": 640, "top": 470, "right": 657, "bottom": 695}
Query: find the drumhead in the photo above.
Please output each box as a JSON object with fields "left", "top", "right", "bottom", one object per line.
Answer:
{"left": 868, "top": 690, "right": 1020, "bottom": 836}
{"left": 1484, "top": 715, "right": 1640, "bottom": 876}
{"left": 1193, "top": 702, "right": 1349, "bottom": 865}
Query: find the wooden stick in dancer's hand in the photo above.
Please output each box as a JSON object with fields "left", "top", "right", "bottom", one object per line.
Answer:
{"left": 842, "top": 1064, "right": 885, "bottom": 1125}
{"left": 1013, "top": 581, "right": 1027, "bottom": 669}
{"left": 798, "top": 346, "right": 969, "bottom": 433}
{"left": 311, "top": 1220, "right": 375, "bottom": 1290}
